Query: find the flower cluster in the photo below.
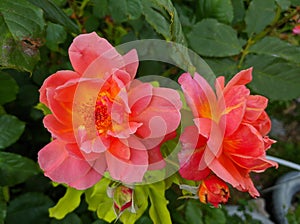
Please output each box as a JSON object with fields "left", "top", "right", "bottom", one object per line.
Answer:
{"left": 178, "top": 69, "right": 277, "bottom": 206}
{"left": 38, "top": 32, "right": 181, "bottom": 189}
{"left": 38, "top": 33, "right": 277, "bottom": 209}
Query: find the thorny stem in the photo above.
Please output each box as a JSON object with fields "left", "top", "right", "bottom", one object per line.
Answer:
{"left": 238, "top": 7, "right": 299, "bottom": 69}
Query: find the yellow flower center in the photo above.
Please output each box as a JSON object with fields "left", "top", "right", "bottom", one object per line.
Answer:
{"left": 95, "top": 92, "right": 112, "bottom": 135}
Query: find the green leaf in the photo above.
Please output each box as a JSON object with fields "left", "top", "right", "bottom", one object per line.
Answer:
{"left": 0, "top": 72, "right": 19, "bottom": 105}
{"left": 244, "top": 54, "right": 300, "bottom": 100}
{"left": 45, "top": 22, "right": 67, "bottom": 52}
{"left": 51, "top": 213, "right": 82, "bottom": 224}
{"left": 18, "top": 84, "right": 39, "bottom": 107}
{"left": 231, "top": 0, "right": 246, "bottom": 24}
{"left": 6, "top": 192, "right": 54, "bottom": 224}
{"left": 249, "top": 36, "right": 300, "bottom": 64}
{"left": 0, "top": 106, "right": 5, "bottom": 116}
{"left": 244, "top": 0, "right": 276, "bottom": 35}
{"left": 142, "top": 1, "right": 172, "bottom": 41}
{"left": 92, "top": 0, "right": 108, "bottom": 18}
{"left": 27, "top": 0, "right": 79, "bottom": 33}
{"left": 187, "top": 19, "right": 242, "bottom": 57}
{"left": 85, "top": 178, "right": 116, "bottom": 223}
{"left": 204, "top": 58, "right": 238, "bottom": 78}
{"left": 141, "top": 0, "right": 187, "bottom": 45}
{"left": 136, "top": 215, "right": 152, "bottom": 224}
{"left": 195, "top": 0, "right": 234, "bottom": 24}
{"left": 185, "top": 200, "right": 204, "bottom": 224}
{"left": 148, "top": 181, "right": 172, "bottom": 224}
{"left": 0, "top": 0, "right": 45, "bottom": 73}
{"left": 108, "top": 0, "right": 142, "bottom": 23}
{"left": 91, "top": 220, "right": 108, "bottom": 224}
{"left": 0, "top": 114, "right": 25, "bottom": 149}
{"left": 0, "top": 152, "right": 39, "bottom": 186}
{"left": 0, "top": 187, "right": 7, "bottom": 224}
{"left": 49, "top": 187, "right": 83, "bottom": 220}
{"left": 291, "top": 0, "right": 300, "bottom": 6}
{"left": 203, "top": 205, "right": 226, "bottom": 224}
{"left": 275, "top": 0, "right": 291, "bottom": 10}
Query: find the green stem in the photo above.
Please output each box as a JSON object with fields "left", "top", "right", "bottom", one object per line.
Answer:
{"left": 238, "top": 7, "right": 299, "bottom": 68}
{"left": 237, "top": 37, "right": 254, "bottom": 69}
{"left": 79, "top": 0, "right": 91, "bottom": 17}
{"left": 2, "top": 186, "right": 9, "bottom": 202}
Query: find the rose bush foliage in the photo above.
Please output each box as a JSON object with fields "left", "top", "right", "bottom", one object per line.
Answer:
{"left": 0, "top": 0, "right": 300, "bottom": 223}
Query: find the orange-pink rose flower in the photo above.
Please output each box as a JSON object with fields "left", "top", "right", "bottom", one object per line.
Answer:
{"left": 178, "top": 68, "right": 277, "bottom": 197}
{"left": 38, "top": 32, "right": 182, "bottom": 189}
{"left": 293, "top": 24, "right": 300, "bottom": 35}
{"left": 198, "top": 175, "right": 230, "bottom": 207}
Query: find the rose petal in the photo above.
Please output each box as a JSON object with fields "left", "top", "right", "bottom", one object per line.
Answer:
{"left": 178, "top": 126, "right": 210, "bottom": 180}
{"left": 244, "top": 95, "right": 268, "bottom": 122}
{"left": 179, "top": 72, "right": 216, "bottom": 119}
{"left": 122, "top": 49, "right": 139, "bottom": 79}
{"left": 222, "top": 85, "right": 249, "bottom": 135}
{"left": 106, "top": 138, "right": 148, "bottom": 183}
{"left": 38, "top": 140, "right": 102, "bottom": 189}
{"left": 251, "top": 111, "right": 272, "bottom": 136}
{"left": 134, "top": 87, "right": 181, "bottom": 140}
{"left": 209, "top": 156, "right": 260, "bottom": 197}
{"left": 69, "top": 32, "right": 121, "bottom": 75}
{"left": 128, "top": 81, "right": 153, "bottom": 116}
{"left": 224, "top": 68, "right": 252, "bottom": 92}
{"left": 39, "top": 70, "right": 79, "bottom": 106}
{"left": 43, "top": 115, "right": 75, "bottom": 142}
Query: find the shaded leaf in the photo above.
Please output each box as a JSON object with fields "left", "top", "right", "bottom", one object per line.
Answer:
{"left": 249, "top": 36, "right": 300, "bottom": 64}
{"left": 0, "top": 152, "right": 39, "bottom": 186}
{"left": 46, "top": 22, "right": 67, "bottom": 52}
{"left": 108, "top": 0, "right": 142, "bottom": 23}
{"left": 204, "top": 206, "right": 226, "bottom": 224}
{"left": 185, "top": 200, "right": 204, "bottom": 224}
{"left": 0, "top": 0, "right": 45, "bottom": 73}
{"left": 245, "top": 54, "right": 300, "bottom": 100}
{"left": 135, "top": 215, "right": 152, "bottom": 224}
{"left": 0, "top": 72, "right": 19, "bottom": 105}
{"left": 195, "top": 0, "right": 234, "bottom": 24}
{"left": 141, "top": 0, "right": 186, "bottom": 45}
{"left": 204, "top": 58, "right": 238, "bottom": 78}
{"left": 291, "top": 0, "right": 300, "bottom": 5}
{"left": 91, "top": 220, "right": 108, "bottom": 224}
{"left": 187, "top": 19, "right": 242, "bottom": 57}
{"left": 27, "top": 0, "right": 79, "bottom": 33}
{"left": 17, "top": 84, "right": 39, "bottom": 107}
{"left": 231, "top": 0, "right": 246, "bottom": 24}
{"left": 49, "top": 187, "right": 83, "bottom": 220}
{"left": 6, "top": 192, "right": 53, "bottom": 224}
{"left": 174, "top": 3, "right": 196, "bottom": 33}
{"left": 148, "top": 181, "right": 172, "bottom": 224}
{"left": 0, "top": 187, "right": 7, "bottom": 224}
{"left": 0, "top": 114, "right": 25, "bottom": 149}
{"left": 51, "top": 213, "right": 82, "bottom": 224}
{"left": 275, "top": 0, "right": 291, "bottom": 10}
{"left": 92, "top": 0, "right": 108, "bottom": 18}
{"left": 245, "top": 0, "right": 276, "bottom": 35}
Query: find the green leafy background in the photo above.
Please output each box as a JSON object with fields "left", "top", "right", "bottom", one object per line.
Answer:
{"left": 0, "top": 0, "right": 300, "bottom": 223}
